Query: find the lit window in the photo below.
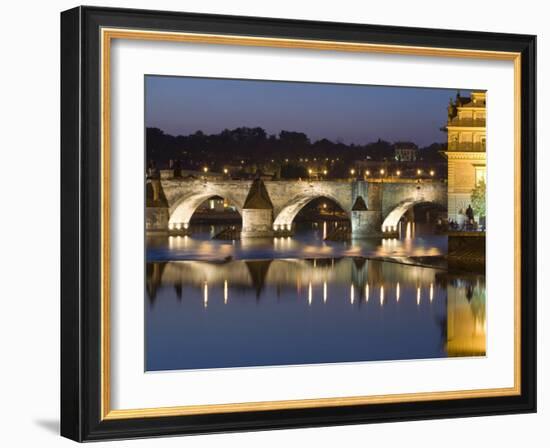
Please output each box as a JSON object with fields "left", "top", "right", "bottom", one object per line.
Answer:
{"left": 475, "top": 167, "right": 486, "bottom": 185}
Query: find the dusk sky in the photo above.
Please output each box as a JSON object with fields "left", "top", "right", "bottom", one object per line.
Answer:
{"left": 145, "top": 76, "right": 471, "bottom": 146}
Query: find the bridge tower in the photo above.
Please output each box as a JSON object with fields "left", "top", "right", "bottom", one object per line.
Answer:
{"left": 241, "top": 178, "right": 274, "bottom": 238}
{"left": 350, "top": 182, "right": 382, "bottom": 238}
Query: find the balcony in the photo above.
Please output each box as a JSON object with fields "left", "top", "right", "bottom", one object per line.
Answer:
{"left": 447, "top": 142, "right": 486, "bottom": 152}
{"left": 447, "top": 118, "right": 486, "bottom": 128}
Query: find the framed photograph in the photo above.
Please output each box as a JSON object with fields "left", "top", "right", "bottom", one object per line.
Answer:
{"left": 60, "top": 6, "right": 536, "bottom": 441}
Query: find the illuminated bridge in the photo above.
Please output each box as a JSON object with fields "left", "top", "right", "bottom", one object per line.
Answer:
{"left": 146, "top": 172, "right": 447, "bottom": 238}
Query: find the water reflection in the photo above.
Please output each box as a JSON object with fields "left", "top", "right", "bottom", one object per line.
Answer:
{"left": 146, "top": 257, "right": 486, "bottom": 371}
{"left": 147, "top": 221, "right": 447, "bottom": 266}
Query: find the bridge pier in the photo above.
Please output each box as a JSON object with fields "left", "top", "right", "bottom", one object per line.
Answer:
{"left": 351, "top": 185, "right": 383, "bottom": 238}
{"left": 241, "top": 209, "right": 274, "bottom": 237}
{"left": 241, "top": 178, "right": 275, "bottom": 238}
{"left": 351, "top": 210, "right": 383, "bottom": 238}
{"left": 145, "top": 177, "right": 170, "bottom": 232}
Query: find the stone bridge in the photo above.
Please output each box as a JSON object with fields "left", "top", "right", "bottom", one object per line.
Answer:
{"left": 147, "top": 174, "right": 446, "bottom": 238}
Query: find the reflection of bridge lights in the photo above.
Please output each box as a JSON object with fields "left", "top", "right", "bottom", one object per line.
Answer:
{"left": 308, "top": 282, "right": 312, "bottom": 305}
{"left": 429, "top": 283, "right": 434, "bottom": 302}
{"left": 224, "top": 280, "right": 228, "bottom": 304}
{"left": 396, "top": 282, "right": 400, "bottom": 302}
{"left": 365, "top": 284, "right": 369, "bottom": 302}
{"left": 323, "top": 282, "right": 327, "bottom": 303}
{"left": 203, "top": 281, "right": 208, "bottom": 308}
{"left": 350, "top": 284, "right": 355, "bottom": 304}
{"left": 380, "top": 286, "right": 385, "bottom": 306}
{"left": 416, "top": 287, "right": 421, "bottom": 305}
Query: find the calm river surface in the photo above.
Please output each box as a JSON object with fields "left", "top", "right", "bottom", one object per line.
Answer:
{"left": 146, "top": 222, "right": 486, "bottom": 371}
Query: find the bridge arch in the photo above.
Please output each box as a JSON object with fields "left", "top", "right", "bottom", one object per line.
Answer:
{"left": 272, "top": 194, "right": 349, "bottom": 231}
{"left": 381, "top": 199, "right": 445, "bottom": 232}
{"left": 168, "top": 191, "right": 243, "bottom": 229}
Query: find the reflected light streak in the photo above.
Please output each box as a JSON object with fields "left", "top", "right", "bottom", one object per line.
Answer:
{"left": 429, "top": 283, "right": 434, "bottom": 302}
{"left": 308, "top": 282, "right": 312, "bottom": 306}
{"left": 350, "top": 284, "right": 355, "bottom": 304}
{"left": 224, "top": 280, "right": 228, "bottom": 304}
{"left": 396, "top": 282, "right": 400, "bottom": 302}
{"left": 203, "top": 281, "right": 208, "bottom": 308}
{"left": 380, "top": 285, "right": 385, "bottom": 306}
{"left": 365, "top": 284, "right": 369, "bottom": 302}
{"left": 416, "top": 287, "right": 421, "bottom": 305}
{"left": 323, "top": 281, "right": 327, "bottom": 303}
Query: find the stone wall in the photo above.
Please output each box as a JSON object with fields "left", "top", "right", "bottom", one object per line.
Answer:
{"left": 448, "top": 232, "right": 486, "bottom": 273}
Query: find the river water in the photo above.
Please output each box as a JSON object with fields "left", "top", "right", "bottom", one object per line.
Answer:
{"left": 145, "top": 221, "right": 486, "bottom": 371}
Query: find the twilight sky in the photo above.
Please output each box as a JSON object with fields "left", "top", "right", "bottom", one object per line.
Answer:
{"left": 145, "top": 76, "right": 471, "bottom": 146}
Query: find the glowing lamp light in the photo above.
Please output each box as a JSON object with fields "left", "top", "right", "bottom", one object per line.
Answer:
{"left": 396, "top": 170, "right": 401, "bottom": 176}
{"left": 203, "top": 166, "right": 208, "bottom": 173}
{"left": 223, "top": 168, "right": 228, "bottom": 174}
{"left": 417, "top": 169, "right": 422, "bottom": 175}
{"left": 380, "top": 169, "right": 385, "bottom": 175}
{"left": 350, "top": 168, "right": 356, "bottom": 175}
{"left": 366, "top": 170, "right": 370, "bottom": 176}
{"left": 430, "top": 170, "right": 435, "bottom": 176}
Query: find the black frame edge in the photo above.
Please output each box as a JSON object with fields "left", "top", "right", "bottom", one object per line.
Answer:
{"left": 61, "top": 6, "right": 83, "bottom": 442}
{"left": 60, "top": 5, "right": 537, "bottom": 442}
{"left": 519, "top": 35, "right": 537, "bottom": 414}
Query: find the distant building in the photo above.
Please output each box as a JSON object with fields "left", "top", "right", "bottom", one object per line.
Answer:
{"left": 394, "top": 142, "right": 418, "bottom": 162}
{"left": 443, "top": 91, "right": 486, "bottom": 223}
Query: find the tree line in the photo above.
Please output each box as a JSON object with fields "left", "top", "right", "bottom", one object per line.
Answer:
{"left": 146, "top": 126, "right": 446, "bottom": 170}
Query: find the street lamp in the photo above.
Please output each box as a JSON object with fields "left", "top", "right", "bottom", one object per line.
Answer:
{"left": 429, "top": 170, "right": 435, "bottom": 177}
{"left": 417, "top": 169, "right": 422, "bottom": 176}
{"left": 396, "top": 170, "right": 401, "bottom": 176}
{"left": 223, "top": 168, "right": 228, "bottom": 175}
{"left": 350, "top": 168, "right": 356, "bottom": 176}
{"left": 365, "top": 170, "right": 370, "bottom": 176}
{"left": 203, "top": 166, "right": 209, "bottom": 173}
{"left": 380, "top": 168, "right": 385, "bottom": 176}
